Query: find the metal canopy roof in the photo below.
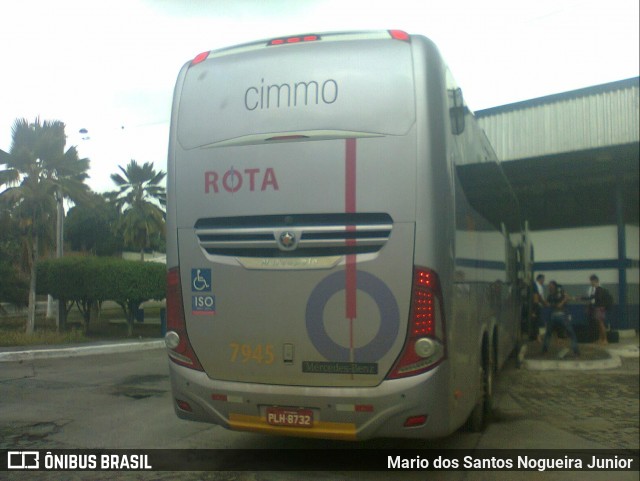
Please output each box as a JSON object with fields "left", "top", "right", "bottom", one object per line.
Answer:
{"left": 459, "top": 142, "right": 639, "bottom": 231}
{"left": 471, "top": 78, "right": 639, "bottom": 231}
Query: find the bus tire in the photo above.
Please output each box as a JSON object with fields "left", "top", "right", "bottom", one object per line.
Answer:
{"left": 466, "top": 341, "right": 494, "bottom": 432}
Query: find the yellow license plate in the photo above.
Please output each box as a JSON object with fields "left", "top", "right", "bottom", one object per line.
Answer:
{"left": 266, "top": 407, "right": 313, "bottom": 428}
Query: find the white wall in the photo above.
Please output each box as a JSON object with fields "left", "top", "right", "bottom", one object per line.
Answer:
{"left": 528, "top": 225, "right": 638, "bottom": 287}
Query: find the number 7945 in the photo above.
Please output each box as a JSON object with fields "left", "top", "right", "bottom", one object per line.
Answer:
{"left": 229, "top": 342, "right": 275, "bottom": 365}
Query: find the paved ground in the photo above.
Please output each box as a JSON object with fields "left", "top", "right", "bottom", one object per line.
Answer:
{"left": 511, "top": 333, "right": 639, "bottom": 450}
{"left": 500, "top": 357, "right": 638, "bottom": 449}
{"left": 0, "top": 333, "right": 638, "bottom": 481}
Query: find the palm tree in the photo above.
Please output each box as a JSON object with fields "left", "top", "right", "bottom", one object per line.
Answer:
{"left": 0, "top": 118, "right": 90, "bottom": 334}
{"left": 110, "top": 160, "right": 166, "bottom": 261}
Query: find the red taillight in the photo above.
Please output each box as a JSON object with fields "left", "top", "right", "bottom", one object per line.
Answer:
{"left": 190, "top": 51, "right": 210, "bottom": 66}
{"left": 386, "top": 267, "right": 446, "bottom": 379}
{"left": 412, "top": 272, "right": 436, "bottom": 336}
{"left": 404, "top": 415, "right": 427, "bottom": 427}
{"left": 176, "top": 399, "right": 193, "bottom": 412}
{"left": 166, "top": 267, "right": 204, "bottom": 371}
{"left": 268, "top": 34, "right": 320, "bottom": 46}
{"left": 389, "top": 30, "right": 410, "bottom": 41}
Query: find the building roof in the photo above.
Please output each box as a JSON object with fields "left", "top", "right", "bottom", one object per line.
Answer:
{"left": 470, "top": 78, "right": 639, "bottom": 230}
{"left": 476, "top": 77, "right": 639, "bottom": 117}
{"left": 475, "top": 77, "right": 639, "bottom": 163}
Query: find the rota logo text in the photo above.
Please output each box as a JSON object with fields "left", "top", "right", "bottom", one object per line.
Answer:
{"left": 205, "top": 167, "right": 279, "bottom": 194}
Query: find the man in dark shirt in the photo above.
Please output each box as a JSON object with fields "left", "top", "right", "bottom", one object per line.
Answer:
{"left": 530, "top": 274, "right": 547, "bottom": 341}
{"left": 582, "top": 274, "right": 608, "bottom": 345}
{"left": 541, "top": 281, "right": 580, "bottom": 356}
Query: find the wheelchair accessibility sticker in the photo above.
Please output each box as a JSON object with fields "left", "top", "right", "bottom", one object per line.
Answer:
{"left": 191, "top": 268, "right": 216, "bottom": 315}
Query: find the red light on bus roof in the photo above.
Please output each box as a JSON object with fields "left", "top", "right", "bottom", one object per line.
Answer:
{"left": 191, "top": 51, "right": 210, "bottom": 66}
{"left": 268, "top": 34, "right": 320, "bottom": 46}
{"left": 389, "top": 30, "right": 410, "bottom": 41}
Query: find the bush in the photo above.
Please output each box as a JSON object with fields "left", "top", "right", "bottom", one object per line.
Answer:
{"left": 97, "top": 259, "right": 166, "bottom": 336}
{"left": 37, "top": 256, "right": 166, "bottom": 335}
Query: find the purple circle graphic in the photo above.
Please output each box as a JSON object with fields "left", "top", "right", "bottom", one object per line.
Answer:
{"left": 305, "top": 270, "right": 400, "bottom": 362}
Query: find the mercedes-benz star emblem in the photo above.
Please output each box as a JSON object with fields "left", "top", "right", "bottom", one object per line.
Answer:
{"left": 279, "top": 231, "right": 297, "bottom": 250}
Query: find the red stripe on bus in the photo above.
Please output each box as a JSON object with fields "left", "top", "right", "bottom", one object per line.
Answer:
{"left": 345, "top": 139, "right": 357, "bottom": 321}
{"left": 345, "top": 138, "right": 357, "bottom": 214}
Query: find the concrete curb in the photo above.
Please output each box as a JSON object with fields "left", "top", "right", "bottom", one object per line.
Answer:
{"left": 606, "top": 344, "right": 640, "bottom": 358}
{"left": 523, "top": 354, "right": 622, "bottom": 371}
{"left": 520, "top": 344, "right": 624, "bottom": 371}
{"left": 617, "top": 329, "right": 637, "bottom": 339}
{"left": 0, "top": 340, "right": 165, "bottom": 362}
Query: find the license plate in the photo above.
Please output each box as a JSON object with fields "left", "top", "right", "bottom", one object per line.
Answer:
{"left": 266, "top": 407, "right": 313, "bottom": 428}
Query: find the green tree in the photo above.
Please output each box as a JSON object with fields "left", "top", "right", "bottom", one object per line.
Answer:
{"left": 109, "top": 160, "right": 166, "bottom": 261}
{"left": 0, "top": 206, "right": 28, "bottom": 308}
{"left": 0, "top": 151, "right": 28, "bottom": 310}
{"left": 0, "top": 118, "right": 90, "bottom": 334}
{"left": 65, "top": 192, "right": 122, "bottom": 256}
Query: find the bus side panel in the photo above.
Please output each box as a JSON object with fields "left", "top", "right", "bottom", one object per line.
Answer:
{"left": 410, "top": 37, "right": 462, "bottom": 426}
{"left": 166, "top": 62, "right": 190, "bottom": 270}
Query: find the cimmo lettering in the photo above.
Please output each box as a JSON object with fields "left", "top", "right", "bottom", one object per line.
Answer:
{"left": 205, "top": 168, "right": 279, "bottom": 193}
{"left": 244, "top": 78, "right": 338, "bottom": 111}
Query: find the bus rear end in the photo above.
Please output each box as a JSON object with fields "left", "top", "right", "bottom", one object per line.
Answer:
{"left": 166, "top": 31, "right": 451, "bottom": 440}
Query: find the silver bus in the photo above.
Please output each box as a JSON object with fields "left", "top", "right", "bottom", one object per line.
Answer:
{"left": 165, "top": 30, "right": 526, "bottom": 440}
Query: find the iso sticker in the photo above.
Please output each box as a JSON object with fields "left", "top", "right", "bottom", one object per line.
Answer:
{"left": 192, "top": 295, "right": 216, "bottom": 315}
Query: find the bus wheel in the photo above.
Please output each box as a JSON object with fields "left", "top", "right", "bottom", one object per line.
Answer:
{"left": 466, "top": 345, "right": 494, "bottom": 432}
{"left": 484, "top": 346, "right": 495, "bottom": 418}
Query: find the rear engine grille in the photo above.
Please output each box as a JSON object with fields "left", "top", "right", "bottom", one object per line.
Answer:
{"left": 194, "top": 213, "right": 393, "bottom": 258}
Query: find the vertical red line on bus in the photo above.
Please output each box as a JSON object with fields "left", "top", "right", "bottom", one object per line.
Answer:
{"left": 345, "top": 138, "right": 357, "bottom": 361}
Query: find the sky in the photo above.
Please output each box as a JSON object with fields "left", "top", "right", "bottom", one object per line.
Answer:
{"left": 0, "top": 0, "right": 638, "bottom": 193}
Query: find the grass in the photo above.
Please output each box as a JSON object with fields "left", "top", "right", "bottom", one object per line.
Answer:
{"left": 1, "top": 327, "right": 90, "bottom": 347}
{"left": 0, "top": 303, "right": 164, "bottom": 347}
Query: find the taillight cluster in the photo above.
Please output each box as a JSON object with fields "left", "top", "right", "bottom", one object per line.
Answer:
{"left": 412, "top": 270, "right": 436, "bottom": 336}
{"left": 166, "top": 267, "right": 204, "bottom": 371}
{"left": 387, "top": 267, "right": 446, "bottom": 379}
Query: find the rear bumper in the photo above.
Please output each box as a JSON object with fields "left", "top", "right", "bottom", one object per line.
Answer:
{"left": 168, "top": 356, "right": 453, "bottom": 440}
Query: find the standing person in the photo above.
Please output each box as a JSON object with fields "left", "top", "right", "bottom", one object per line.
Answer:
{"left": 530, "top": 274, "right": 547, "bottom": 341}
{"left": 583, "top": 274, "right": 608, "bottom": 345}
{"left": 542, "top": 281, "right": 580, "bottom": 356}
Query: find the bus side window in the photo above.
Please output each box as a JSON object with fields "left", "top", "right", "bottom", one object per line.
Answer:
{"left": 449, "top": 87, "right": 466, "bottom": 135}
